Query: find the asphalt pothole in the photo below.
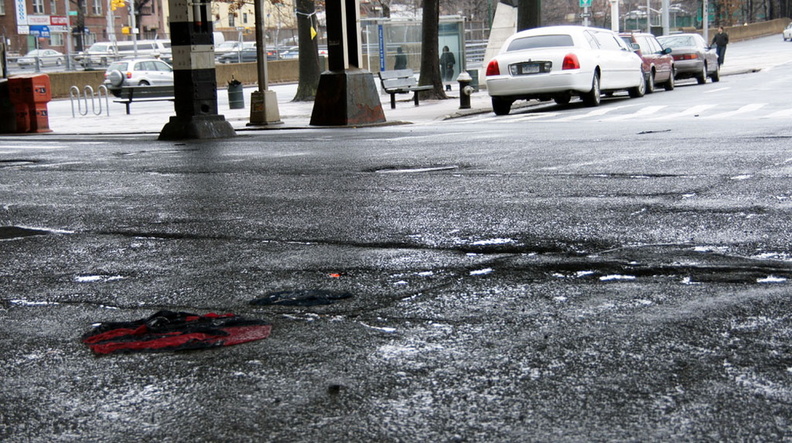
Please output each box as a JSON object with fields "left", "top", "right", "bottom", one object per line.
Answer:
{"left": 373, "top": 165, "right": 460, "bottom": 174}
{"left": 0, "top": 159, "right": 41, "bottom": 168}
{"left": 0, "top": 226, "right": 52, "bottom": 240}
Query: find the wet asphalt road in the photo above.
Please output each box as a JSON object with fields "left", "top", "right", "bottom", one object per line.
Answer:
{"left": 3, "top": 82, "right": 792, "bottom": 442}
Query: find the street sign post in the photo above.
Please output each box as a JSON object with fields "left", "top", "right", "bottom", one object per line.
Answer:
{"left": 580, "top": 0, "right": 592, "bottom": 26}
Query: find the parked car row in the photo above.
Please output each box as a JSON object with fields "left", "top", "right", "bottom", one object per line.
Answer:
{"left": 485, "top": 25, "right": 720, "bottom": 115}
{"left": 215, "top": 43, "right": 306, "bottom": 64}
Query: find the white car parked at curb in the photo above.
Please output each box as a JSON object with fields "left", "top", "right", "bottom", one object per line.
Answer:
{"left": 103, "top": 58, "right": 174, "bottom": 88}
{"left": 485, "top": 25, "right": 646, "bottom": 115}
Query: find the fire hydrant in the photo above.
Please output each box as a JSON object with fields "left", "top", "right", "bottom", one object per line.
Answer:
{"left": 456, "top": 71, "right": 474, "bottom": 109}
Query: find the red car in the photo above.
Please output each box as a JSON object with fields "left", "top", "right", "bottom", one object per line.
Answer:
{"left": 620, "top": 32, "right": 675, "bottom": 93}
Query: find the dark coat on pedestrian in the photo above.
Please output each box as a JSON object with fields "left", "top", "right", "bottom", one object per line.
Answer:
{"left": 394, "top": 48, "right": 407, "bottom": 70}
{"left": 440, "top": 47, "right": 456, "bottom": 82}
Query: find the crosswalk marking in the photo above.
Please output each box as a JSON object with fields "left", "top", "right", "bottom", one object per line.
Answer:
{"left": 554, "top": 105, "right": 636, "bottom": 122}
{"left": 702, "top": 103, "right": 767, "bottom": 119}
{"left": 445, "top": 102, "right": 786, "bottom": 125}
{"left": 762, "top": 109, "right": 792, "bottom": 119}
{"left": 513, "top": 112, "right": 560, "bottom": 122}
{"left": 649, "top": 104, "right": 718, "bottom": 120}
{"left": 603, "top": 105, "right": 667, "bottom": 121}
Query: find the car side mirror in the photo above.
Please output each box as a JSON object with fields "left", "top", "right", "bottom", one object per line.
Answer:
{"left": 630, "top": 43, "right": 641, "bottom": 51}
{"left": 661, "top": 47, "right": 672, "bottom": 54}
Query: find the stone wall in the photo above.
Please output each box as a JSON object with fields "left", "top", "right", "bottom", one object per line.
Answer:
{"left": 45, "top": 58, "right": 306, "bottom": 99}
{"left": 712, "top": 18, "right": 791, "bottom": 42}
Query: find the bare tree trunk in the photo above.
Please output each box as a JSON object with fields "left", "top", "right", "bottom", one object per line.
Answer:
{"left": 418, "top": 0, "right": 447, "bottom": 100}
{"left": 75, "top": 0, "right": 86, "bottom": 52}
{"left": 293, "top": 0, "right": 322, "bottom": 101}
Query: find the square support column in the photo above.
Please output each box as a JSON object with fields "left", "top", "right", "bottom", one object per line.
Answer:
{"left": 310, "top": 0, "right": 385, "bottom": 126}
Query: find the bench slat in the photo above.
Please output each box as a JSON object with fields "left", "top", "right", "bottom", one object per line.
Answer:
{"left": 109, "top": 85, "right": 175, "bottom": 114}
{"left": 378, "top": 68, "right": 435, "bottom": 110}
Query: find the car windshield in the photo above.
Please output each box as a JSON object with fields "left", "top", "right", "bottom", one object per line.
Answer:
{"left": 507, "top": 34, "right": 574, "bottom": 52}
{"left": 89, "top": 44, "right": 113, "bottom": 52}
{"left": 107, "top": 62, "right": 129, "bottom": 71}
{"left": 216, "top": 41, "right": 239, "bottom": 50}
{"left": 658, "top": 35, "right": 695, "bottom": 47}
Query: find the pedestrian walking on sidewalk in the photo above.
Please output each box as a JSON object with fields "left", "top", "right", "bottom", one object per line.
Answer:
{"left": 711, "top": 27, "right": 729, "bottom": 66}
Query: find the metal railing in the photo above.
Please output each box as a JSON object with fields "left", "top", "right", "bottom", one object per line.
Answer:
{"left": 70, "top": 85, "right": 110, "bottom": 117}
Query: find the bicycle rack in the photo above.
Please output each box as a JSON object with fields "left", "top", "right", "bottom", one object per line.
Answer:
{"left": 70, "top": 85, "right": 110, "bottom": 117}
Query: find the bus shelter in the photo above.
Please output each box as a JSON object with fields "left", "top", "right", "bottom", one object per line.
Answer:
{"left": 360, "top": 16, "right": 465, "bottom": 79}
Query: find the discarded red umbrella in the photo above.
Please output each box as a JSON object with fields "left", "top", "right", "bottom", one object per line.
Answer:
{"left": 82, "top": 310, "right": 272, "bottom": 355}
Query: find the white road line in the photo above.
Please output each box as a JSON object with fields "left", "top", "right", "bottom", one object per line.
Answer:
{"left": 603, "top": 105, "right": 667, "bottom": 121}
{"left": 554, "top": 104, "right": 636, "bottom": 121}
{"left": 764, "top": 109, "right": 792, "bottom": 119}
{"left": 513, "top": 112, "right": 561, "bottom": 122}
{"left": 702, "top": 103, "right": 767, "bottom": 119}
{"left": 704, "top": 87, "right": 730, "bottom": 94}
{"left": 651, "top": 104, "right": 718, "bottom": 120}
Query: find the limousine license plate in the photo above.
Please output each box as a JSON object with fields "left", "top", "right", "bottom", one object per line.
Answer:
{"left": 510, "top": 61, "right": 547, "bottom": 76}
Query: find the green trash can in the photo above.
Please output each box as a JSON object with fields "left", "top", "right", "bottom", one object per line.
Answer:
{"left": 227, "top": 79, "right": 244, "bottom": 109}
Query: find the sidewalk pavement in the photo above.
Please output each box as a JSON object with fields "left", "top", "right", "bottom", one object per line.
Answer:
{"left": 41, "top": 36, "right": 781, "bottom": 136}
{"left": 46, "top": 81, "right": 492, "bottom": 136}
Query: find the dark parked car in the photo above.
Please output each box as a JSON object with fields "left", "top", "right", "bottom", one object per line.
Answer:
{"left": 620, "top": 32, "right": 675, "bottom": 92}
{"left": 217, "top": 47, "right": 281, "bottom": 64}
{"left": 656, "top": 33, "right": 719, "bottom": 84}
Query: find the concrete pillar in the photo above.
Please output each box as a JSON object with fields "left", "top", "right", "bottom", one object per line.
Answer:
{"left": 248, "top": 0, "right": 281, "bottom": 126}
{"left": 159, "top": 0, "right": 235, "bottom": 140}
{"left": 310, "top": 0, "right": 385, "bottom": 126}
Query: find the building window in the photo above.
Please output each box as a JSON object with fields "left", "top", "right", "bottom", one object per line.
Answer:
{"left": 50, "top": 0, "right": 57, "bottom": 13}
{"left": 243, "top": 13, "right": 248, "bottom": 24}
{"left": 92, "top": 0, "right": 102, "bottom": 15}
{"left": 228, "top": 13, "right": 235, "bottom": 27}
{"left": 33, "top": 0, "right": 45, "bottom": 14}
{"left": 51, "top": 33, "right": 64, "bottom": 46}
{"left": 0, "top": 1, "right": 5, "bottom": 14}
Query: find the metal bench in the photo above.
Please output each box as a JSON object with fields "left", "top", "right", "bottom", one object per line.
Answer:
{"left": 109, "top": 85, "right": 175, "bottom": 115}
{"left": 377, "top": 69, "right": 433, "bottom": 109}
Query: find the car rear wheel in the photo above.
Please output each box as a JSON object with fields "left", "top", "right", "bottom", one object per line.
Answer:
{"left": 710, "top": 63, "right": 720, "bottom": 82}
{"left": 664, "top": 68, "right": 675, "bottom": 91}
{"left": 696, "top": 63, "right": 707, "bottom": 84}
{"left": 492, "top": 97, "right": 514, "bottom": 116}
{"left": 554, "top": 94, "right": 571, "bottom": 105}
{"left": 645, "top": 70, "right": 655, "bottom": 94}
{"left": 581, "top": 72, "right": 601, "bottom": 107}
{"left": 138, "top": 80, "right": 151, "bottom": 86}
{"left": 628, "top": 71, "right": 646, "bottom": 98}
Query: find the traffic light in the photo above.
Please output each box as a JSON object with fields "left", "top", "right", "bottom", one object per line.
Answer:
{"left": 111, "top": 0, "right": 126, "bottom": 11}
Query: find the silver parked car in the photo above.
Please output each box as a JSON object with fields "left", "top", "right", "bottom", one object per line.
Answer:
{"left": 656, "top": 33, "right": 719, "bottom": 84}
{"left": 17, "top": 49, "right": 65, "bottom": 67}
{"left": 103, "top": 58, "right": 174, "bottom": 88}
